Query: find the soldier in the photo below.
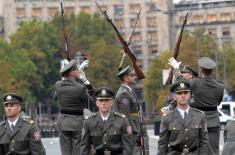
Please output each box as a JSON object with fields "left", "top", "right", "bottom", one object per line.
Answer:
{"left": 115, "top": 65, "right": 149, "bottom": 155}
{"left": 221, "top": 120, "right": 235, "bottom": 155}
{"left": 161, "top": 65, "right": 198, "bottom": 114}
{"left": 169, "top": 57, "right": 225, "bottom": 155}
{"left": 157, "top": 80, "right": 208, "bottom": 155}
{"left": 80, "top": 86, "right": 132, "bottom": 155}
{"left": 54, "top": 59, "right": 94, "bottom": 155}
{"left": 0, "top": 93, "right": 45, "bottom": 155}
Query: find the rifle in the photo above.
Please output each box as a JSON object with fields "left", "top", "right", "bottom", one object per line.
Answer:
{"left": 96, "top": 1, "right": 145, "bottom": 80}
{"left": 118, "top": 8, "right": 142, "bottom": 71}
{"left": 139, "top": 103, "right": 147, "bottom": 155}
{"left": 165, "top": 6, "right": 191, "bottom": 84}
{"left": 60, "top": 2, "right": 71, "bottom": 61}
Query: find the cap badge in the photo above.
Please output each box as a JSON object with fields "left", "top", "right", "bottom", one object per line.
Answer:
{"left": 180, "top": 83, "right": 185, "bottom": 88}
{"left": 101, "top": 89, "right": 106, "bottom": 96}
{"left": 6, "top": 95, "right": 12, "bottom": 101}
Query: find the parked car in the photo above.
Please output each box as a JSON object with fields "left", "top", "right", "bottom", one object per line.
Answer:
{"left": 218, "top": 108, "right": 234, "bottom": 129}
{"left": 218, "top": 102, "right": 235, "bottom": 118}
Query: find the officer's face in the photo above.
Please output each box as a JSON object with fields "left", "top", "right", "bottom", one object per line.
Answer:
{"left": 174, "top": 91, "right": 191, "bottom": 106}
{"left": 4, "top": 103, "right": 21, "bottom": 118}
{"left": 181, "top": 72, "right": 193, "bottom": 79}
{"left": 125, "top": 74, "right": 136, "bottom": 84}
{"left": 96, "top": 99, "right": 113, "bottom": 113}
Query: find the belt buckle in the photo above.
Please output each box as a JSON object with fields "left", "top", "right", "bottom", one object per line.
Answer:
{"left": 104, "top": 149, "right": 111, "bottom": 155}
{"left": 183, "top": 148, "right": 189, "bottom": 153}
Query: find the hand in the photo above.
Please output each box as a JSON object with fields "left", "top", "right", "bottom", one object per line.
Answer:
{"left": 168, "top": 57, "right": 181, "bottom": 69}
{"left": 79, "top": 70, "right": 90, "bottom": 85}
{"left": 79, "top": 60, "right": 89, "bottom": 71}
{"left": 60, "top": 59, "right": 69, "bottom": 69}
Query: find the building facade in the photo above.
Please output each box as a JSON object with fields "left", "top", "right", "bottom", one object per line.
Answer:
{"left": 1, "top": 0, "right": 173, "bottom": 71}
{"left": 173, "top": 0, "right": 235, "bottom": 48}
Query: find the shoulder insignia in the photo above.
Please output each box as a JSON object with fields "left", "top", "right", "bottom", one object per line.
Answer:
{"left": 162, "top": 110, "right": 173, "bottom": 117}
{"left": 114, "top": 112, "right": 126, "bottom": 118}
{"left": 193, "top": 108, "right": 204, "bottom": 114}
{"left": 85, "top": 113, "right": 97, "bottom": 120}
{"left": 23, "top": 118, "right": 35, "bottom": 124}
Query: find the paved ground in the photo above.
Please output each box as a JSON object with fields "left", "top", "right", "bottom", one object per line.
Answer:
{"left": 42, "top": 129, "right": 224, "bottom": 155}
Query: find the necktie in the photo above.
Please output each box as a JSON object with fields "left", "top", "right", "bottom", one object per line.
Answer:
{"left": 11, "top": 124, "right": 15, "bottom": 131}
{"left": 184, "top": 111, "right": 188, "bottom": 122}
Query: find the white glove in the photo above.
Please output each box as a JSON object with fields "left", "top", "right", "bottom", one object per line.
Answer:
{"left": 60, "top": 59, "right": 69, "bottom": 70}
{"left": 79, "top": 70, "right": 90, "bottom": 85}
{"left": 168, "top": 57, "right": 181, "bottom": 69}
{"left": 78, "top": 60, "right": 89, "bottom": 71}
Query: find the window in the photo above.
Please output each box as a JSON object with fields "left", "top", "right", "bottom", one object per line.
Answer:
{"left": 132, "top": 32, "right": 142, "bottom": 42}
{"left": 148, "top": 45, "right": 158, "bottom": 55}
{"left": 222, "top": 27, "right": 230, "bottom": 36}
{"left": 132, "top": 45, "right": 142, "bottom": 55}
{"left": 220, "top": 13, "right": 231, "bottom": 22}
{"left": 16, "top": 8, "right": 26, "bottom": 18}
{"left": 147, "top": 17, "right": 157, "bottom": 28}
{"left": 147, "top": 31, "right": 157, "bottom": 41}
{"left": 32, "top": 8, "right": 42, "bottom": 18}
{"left": 80, "top": 6, "right": 91, "bottom": 14}
{"left": 207, "top": 14, "right": 217, "bottom": 22}
{"left": 193, "top": 15, "right": 204, "bottom": 23}
{"left": 129, "top": 4, "right": 141, "bottom": 14}
{"left": 208, "top": 28, "right": 216, "bottom": 36}
{"left": 221, "top": 105, "right": 230, "bottom": 116}
{"left": 130, "top": 18, "right": 141, "bottom": 28}
{"left": 48, "top": 7, "right": 58, "bottom": 17}
{"left": 146, "top": 2, "right": 156, "bottom": 13}
{"left": 114, "top": 19, "right": 125, "bottom": 29}
{"left": 113, "top": 5, "right": 124, "bottom": 16}
{"left": 64, "top": 7, "right": 74, "bottom": 15}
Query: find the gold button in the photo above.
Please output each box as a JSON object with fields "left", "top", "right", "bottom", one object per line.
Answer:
{"left": 184, "top": 145, "right": 187, "bottom": 147}
{"left": 185, "top": 137, "right": 188, "bottom": 140}
{"left": 173, "top": 128, "right": 176, "bottom": 130}
{"left": 114, "top": 132, "right": 116, "bottom": 134}
{"left": 185, "top": 128, "right": 188, "bottom": 131}
{"left": 104, "top": 134, "right": 106, "bottom": 136}
{"left": 104, "top": 142, "right": 107, "bottom": 144}
{"left": 195, "top": 125, "right": 198, "bottom": 128}
{"left": 12, "top": 140, "right": 15, "bottom": 143}
{"left": 12, "top": 148, "right": 14, "bottom": 151}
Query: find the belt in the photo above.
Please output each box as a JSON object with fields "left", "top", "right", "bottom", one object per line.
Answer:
{"left": 60, "top": 110, "right": 83, "bottom": 115}
{"left": 171, "top": 146, "right": 198, "bottom": 153}
{"left": 195, "top": 106, "right": 217, "bottom": 111}
{"left": 130, "top": 112, "right": 140, "bottom": 116}
{"left": 96, "top": 149, "right": 122, "bottom": 155}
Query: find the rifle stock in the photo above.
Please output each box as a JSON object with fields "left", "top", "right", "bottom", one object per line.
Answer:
{"left": 96, "top": 1, "right": 145, "bottom": 80}
{"left": 165, "top": 11, "right": 189, "bottom": 84}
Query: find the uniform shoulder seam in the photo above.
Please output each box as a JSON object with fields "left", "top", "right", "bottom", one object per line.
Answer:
{"left": 193, "top": 108, "right": 204, "bottom": 113}
{"left": 23, "top": 118, "right": 35, "bottom": 124}
{"left": 84, "top": 113, "right": 97, "bottom": 120}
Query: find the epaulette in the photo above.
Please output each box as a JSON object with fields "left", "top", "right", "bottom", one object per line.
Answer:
{"left": 84, "top": 113, "right": 97, "bottom": 120}
{"left": 193, "top": 108, "right": 204, "bottom": 114}
{"left": 23, "top": 117, "right": 35, "bottom": 124}
{"left": 0, "top": 121, "right": 6, "bottom": 126}
{"left": 114, "top": 112, "right": 126, "bottom": 118}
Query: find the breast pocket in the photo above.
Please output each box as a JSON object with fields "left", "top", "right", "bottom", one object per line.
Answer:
{"left": 169, "top": 126, "right": 180, "bottom": 142}
{"left": 108, "top": 129, "right": 121, "bottom": 144}
{"left": 190, "top": 122, "right": 201, "bottom": 140}
{"left": 13, "top": 137, "right": 30, "bottom": 152}
{"left": 90, "top": 131, "right": 102, "bottom": 146}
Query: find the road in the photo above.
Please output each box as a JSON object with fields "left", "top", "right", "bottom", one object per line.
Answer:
{"left": 42, "top": 129, "right": 225, "bottom": 155}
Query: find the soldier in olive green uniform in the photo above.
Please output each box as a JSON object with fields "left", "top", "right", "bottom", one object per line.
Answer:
{"left": 221, "top": 120, "right": 235, "bottom": 155}
{"left": 158, "top": 81, "right": 208, "bottom": 155}
{"left": 54, "top": 60, "right": 94, "bottom": 155}
{"left": 115, "top": 66, "right": 149, "bottom": 155}
{"left": 0, "top": 93, "right": 45, "bottom": 155}
{"left": 80, "top": 87, "right": 132, "bottom": 155}
{"left": 169, "top": 57, "right": 225, "bottom": 154}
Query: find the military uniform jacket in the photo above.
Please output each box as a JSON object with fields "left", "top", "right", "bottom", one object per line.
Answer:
{"left": 0, "top": 117, "right": 45, "bottom": 155}
{"left": 80, "top": 112, "right": 132, "bottom": 155}
{"left": 157, "top": 108, "right": 208, "bottom": 155}
{"left": 221, "top": 120, "right": 235, "bottom": 155}
{"left": 115, "top": 85, "right": 140, "bottom": 133}
{"left": 54, "top": 79, "right": 94, "bottom": 131}
{"left": 174, "top": 70, "right": 224, "bottom": 127}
